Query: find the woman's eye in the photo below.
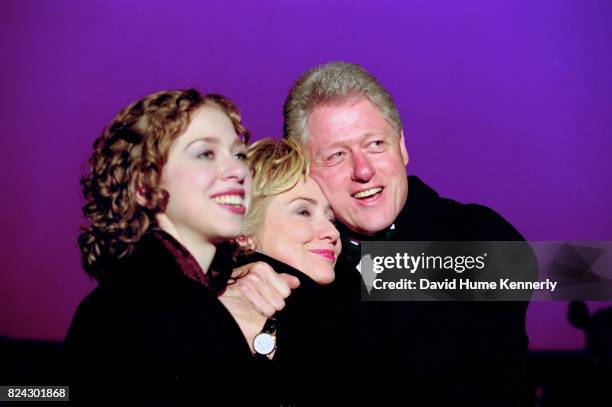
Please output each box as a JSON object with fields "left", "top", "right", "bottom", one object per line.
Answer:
{"left": 235, "top": 152, "right": 247, "bottom": 161}
{"left": 296, "top": 208, "right": 311, "bottom": 217}
{"left": 198, "top": 150, "right": 214, "bottom": 160}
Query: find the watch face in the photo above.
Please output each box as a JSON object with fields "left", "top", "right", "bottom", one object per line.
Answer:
{"left": 253, "top": 332, "right": 276, "bottom": 355}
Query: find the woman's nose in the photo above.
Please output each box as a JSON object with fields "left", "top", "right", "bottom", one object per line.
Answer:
{"left": 318, "top": 217, "right": 340, "bottom": 244}
{"left": 222, "top": 156, "right": 248, "bottom": 184}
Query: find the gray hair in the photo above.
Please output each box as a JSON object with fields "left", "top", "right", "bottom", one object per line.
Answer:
{"left": 283, "top": 61, "right": 403, "bottom": 144}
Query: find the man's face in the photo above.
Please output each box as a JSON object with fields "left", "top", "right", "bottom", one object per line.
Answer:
{"left": 305, "top": 97, "right": 409, "bottom": 236}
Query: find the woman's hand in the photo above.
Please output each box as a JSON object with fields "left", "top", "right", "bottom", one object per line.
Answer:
{"left": 218, "top": 261, "right": 300, "bottom": 352}
{"left": 223, "top": 261, "right": 300, "bottom": 317}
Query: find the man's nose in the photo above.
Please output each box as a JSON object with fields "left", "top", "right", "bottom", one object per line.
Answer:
{"left": 351, "top": 151, "right": 375, "bottom": 182}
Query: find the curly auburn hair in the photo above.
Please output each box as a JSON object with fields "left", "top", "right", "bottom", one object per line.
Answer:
{"left": 79, "top": 89, "right": 250, "bottom": 280}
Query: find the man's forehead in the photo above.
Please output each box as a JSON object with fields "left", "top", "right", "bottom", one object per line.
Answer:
{"left": 307, "top": 96, "right": 368, "bottom": 125}
{"left": 306, "top": 100, "right": 395, "bottom": 150}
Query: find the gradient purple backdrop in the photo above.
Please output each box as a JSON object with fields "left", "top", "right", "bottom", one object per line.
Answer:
{"left": 1, "top": 0, "right": 611, "bottom": 349}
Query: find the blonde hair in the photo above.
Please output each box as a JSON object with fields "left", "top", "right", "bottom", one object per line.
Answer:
{"left": 242, "top": 138, "right": 309, "bottom": 238}
{"left": 283, "top": 61, "right": 403, "bottom": 144}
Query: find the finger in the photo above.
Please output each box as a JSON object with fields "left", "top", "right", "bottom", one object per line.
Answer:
{"left": 244, "top": 272, "right": 286, "bottom": 311}
{"left": 249, "top": 263, "right": 293, "bottom": 300}
{"left": 231, "top": 263, "right": 254, "bottom": 279}
{"left": 279, "top": 274, "right": 301, "bottom": 290}
{"left": 260, "top": 269, "right": 293, "bottom": 299}
{"left": 239, "top": 284, "right": 276, "bottom": 317}
{"left": 242, "top": 274, "right": 288, "bottom": 311}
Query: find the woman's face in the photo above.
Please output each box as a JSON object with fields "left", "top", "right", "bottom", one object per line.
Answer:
{"left": 158, "top": 105, "right": 252, "bottom": 244}
{"left": 253, "top": 177, "right": 341, "bottom": 285}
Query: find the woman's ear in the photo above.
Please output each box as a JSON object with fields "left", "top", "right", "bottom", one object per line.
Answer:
{"left": 135, "top": 189, "right": 147, "bottom": 206}
{"left": 235, "top": 234, "right": 256, "bottom": 251}
{"left": 134, "top": 176, "right": 149, "bottom": 207}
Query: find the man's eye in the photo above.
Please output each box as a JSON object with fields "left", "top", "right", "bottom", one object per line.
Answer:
{"left": 198, "top": 150, "right": 214, "bottom": 160}
{"left": 235, "top": 152, "right": 247, "bottom": 161}
{"left": 369, "top": 140, "right": 386, "bottom": 150}
{"left": 326, "top": 151, "right": 345, "bottom": 163}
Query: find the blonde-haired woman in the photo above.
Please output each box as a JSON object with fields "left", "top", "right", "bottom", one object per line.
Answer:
{"left": 241, "top": 137, "right": 340, "bottom": 283}
{"left": 219, "top": 137, "right": 342, "bottom": 404}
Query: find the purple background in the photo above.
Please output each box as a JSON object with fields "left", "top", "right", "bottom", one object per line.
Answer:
{"left": 1, "top": 0, "right": 611, "bottom": 350}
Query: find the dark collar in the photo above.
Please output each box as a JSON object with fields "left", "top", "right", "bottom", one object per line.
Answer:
{"left": 233, "top": 251, "right": 319, "bottom": 289}
{"left": 102, "top": 229, "right": 233, "bottom": 294}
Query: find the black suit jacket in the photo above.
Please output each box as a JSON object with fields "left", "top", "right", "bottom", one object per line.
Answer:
{"left": 324, "top": 176, "right": 535, "bottom": 406}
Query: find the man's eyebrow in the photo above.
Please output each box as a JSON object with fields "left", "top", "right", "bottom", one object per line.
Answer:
{"left": 317, "top": 132, "right": 383, "bottom": 153}
{"left": 363, "top": 132, "right": 390, "bottom": 140}
{"left": 318, "top": 141, "right": 347, "bottom": 153}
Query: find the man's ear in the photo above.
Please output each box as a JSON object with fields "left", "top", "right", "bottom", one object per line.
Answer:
{"left": 399, "top": 130, "right": 409, "bottom": 166}
{"left": 235, "top": 234, "right": 256, "bottom": 251}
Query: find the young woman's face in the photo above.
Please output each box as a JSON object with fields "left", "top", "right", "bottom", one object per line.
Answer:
{"left": 253, "top": 176, "right": 341, "bottom": 285}
{"left": 159, "top": 105, "right": 252, "bottom": 244}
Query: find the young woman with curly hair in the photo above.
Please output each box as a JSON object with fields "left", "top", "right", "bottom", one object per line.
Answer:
{"left": 65, "top": 89, "right": 267, "bottom": 404}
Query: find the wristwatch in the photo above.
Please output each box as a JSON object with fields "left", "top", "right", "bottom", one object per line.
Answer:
{"left": 253, "top": 318, "right": 277, "bottom": 356}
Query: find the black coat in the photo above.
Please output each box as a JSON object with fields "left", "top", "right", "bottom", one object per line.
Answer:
{"left": 322, "top": 176, "right": 536, "bottom": 406}
{"left": 232, "top": 251, "right": 334, "bottom": 405}
{"left": 65, "top": 230, "right": 261, "bottom": 406}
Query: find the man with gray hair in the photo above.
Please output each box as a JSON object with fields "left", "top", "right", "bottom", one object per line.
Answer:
{"left": 281, "top": 62, "right": 531, "bottom": 405}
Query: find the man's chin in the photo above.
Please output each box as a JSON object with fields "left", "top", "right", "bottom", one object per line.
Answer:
{"left": 349, "top": 220, "right": 394, "bottom": 236}
{"left": 342, "top": 204, "right": 397, "bottom": 233}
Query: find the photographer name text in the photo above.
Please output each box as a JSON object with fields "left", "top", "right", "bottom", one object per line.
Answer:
{"left": 373, "top": 278, "right": 558, "bottom": 292}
